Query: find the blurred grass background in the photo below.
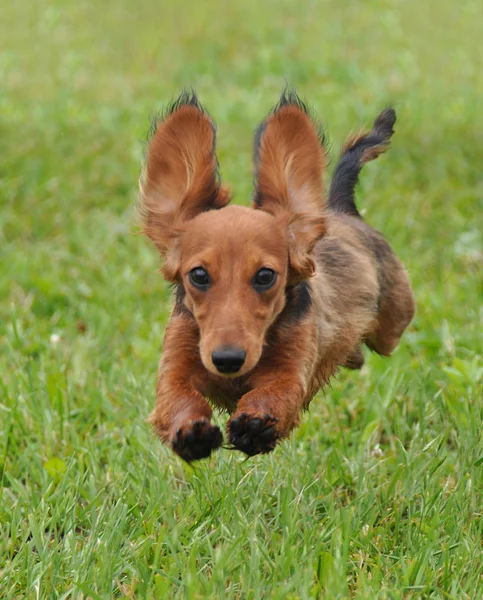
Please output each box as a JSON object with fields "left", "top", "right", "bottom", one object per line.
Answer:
{"left": 1, "top": 0, "right": 483, "bottom": 598}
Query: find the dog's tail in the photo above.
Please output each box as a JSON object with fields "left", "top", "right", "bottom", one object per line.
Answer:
{"left": 328, "top": 108, "right": 396, "bottom": 218}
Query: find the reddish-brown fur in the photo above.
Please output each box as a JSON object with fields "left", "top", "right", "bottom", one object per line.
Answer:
{"left": 139, "top": 91, "right": 415, "bottom": 461}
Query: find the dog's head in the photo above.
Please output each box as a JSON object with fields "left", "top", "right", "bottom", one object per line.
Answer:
{"left": 140, "top": 90, "right": 326, "bottom": 377}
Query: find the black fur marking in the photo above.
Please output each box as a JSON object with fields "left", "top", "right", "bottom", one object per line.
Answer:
{"left": 366, "top": 233, "right": 397, "bottom": 306}
{"left": 274, "top": 87, "right": 327, "bottom": 149}
{"left": 319, "top": 240, "right": 378, "bottom": 313}
{"left": 274, "top": 87, "right": 310, "bottom": 115}
{"left": 147, "top": 88, "right": 204, "bottom": 141}
{"left": 328, "top": 108, "right": 396, "bottom": 218}
{"left": 252, "top": 120, "right": 267, "bottom": 177}
{"left": 279, "top": 281, "right": 313, "bottom": 325}
{"left": 368, "top": 232, "right": 393, "bottom": 268}
{"left": 174, "top": 283, "right": 186, "bottom": 306}
{"left": 253, "top": 87, "right": 327, "bottom": 207}
{"left": 319, "top": 241, "right": 355, "bottom": 274}
{"left": 171, "top": 283, "right": 194, "bottom": 318}
{"left": 166, "top": 87, "right": 204, "bottom": 114}
{"left": 350, "top": 220, "right": 397, "bottom": 304}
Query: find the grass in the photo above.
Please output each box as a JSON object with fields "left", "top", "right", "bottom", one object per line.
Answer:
{"left": 1, "top": 0, "right": 483, "bottom": 597}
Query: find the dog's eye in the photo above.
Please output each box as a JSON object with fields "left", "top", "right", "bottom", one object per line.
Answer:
{"left": 253, "top": 268, "right": 277, "bottom": 291}
{"left": 189, "top": 267, "right": 210, "bottom": 290}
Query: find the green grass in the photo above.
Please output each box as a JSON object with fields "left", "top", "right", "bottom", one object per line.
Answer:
{"left": 1, "top": 0, "right": 483, "bottom": 597}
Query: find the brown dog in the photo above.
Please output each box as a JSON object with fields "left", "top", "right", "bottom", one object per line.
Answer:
{"left": 139, "top": 90, "right": 415, "bottom": 461}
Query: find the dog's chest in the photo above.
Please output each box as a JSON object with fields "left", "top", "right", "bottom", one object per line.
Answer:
{"left": 194, "top": 373, "right": 250, "bottom": 413}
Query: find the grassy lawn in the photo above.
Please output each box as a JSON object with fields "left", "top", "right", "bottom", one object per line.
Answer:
{"left": 1, "top": 0, "right": 482, "bottom": 597}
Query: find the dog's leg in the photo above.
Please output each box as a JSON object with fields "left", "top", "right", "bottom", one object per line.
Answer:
{"left": 226, "top": 323, "right": 313, "bottom": 458}
{"left": 149, "top": 314, "right": 222, "bottom": 462}
{"left": 343, "top": 346, "right": 365, "bottom": 369}
{"left": 227, "top": 376, "right": 304, "bottom": 456}
{"left": 366, "top": 269, "right": 415, "bottom": 356}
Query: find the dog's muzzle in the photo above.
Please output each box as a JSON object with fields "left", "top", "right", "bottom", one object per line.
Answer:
{"left": 211, "top": 346, "right": 246, "bottom": 374}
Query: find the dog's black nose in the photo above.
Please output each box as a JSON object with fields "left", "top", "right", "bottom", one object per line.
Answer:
{"left": 212, "top": 347, "right": 246, "bottom": 374}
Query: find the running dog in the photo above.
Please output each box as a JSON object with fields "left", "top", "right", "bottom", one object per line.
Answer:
{"left": 139, "top": 90, "right": 415, "bottom": 461}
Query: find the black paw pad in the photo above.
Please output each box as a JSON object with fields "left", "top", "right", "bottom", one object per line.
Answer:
{"left": 228, "top": 413, "right": 279, "bottom": 456}
{"left": 172, "top": 420, "right": 223, "bottom": 462}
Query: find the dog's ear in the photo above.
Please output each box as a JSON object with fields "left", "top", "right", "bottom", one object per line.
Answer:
{"left": 139, "top": 90, "right": 230, "bottom": 281}
{"left": 253, "top": 89, "right": 326, "bottom": 280}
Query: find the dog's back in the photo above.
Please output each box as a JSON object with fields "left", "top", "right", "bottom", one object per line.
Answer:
{"left": 308, "top": 108, "right": 415, "bottom": 381}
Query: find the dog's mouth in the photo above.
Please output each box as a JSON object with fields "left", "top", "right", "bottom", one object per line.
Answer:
{"left": 205, "top": 360, "right": 254, "bottom": 379}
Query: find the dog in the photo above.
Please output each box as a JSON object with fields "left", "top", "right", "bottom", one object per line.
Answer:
{"left": 139, "top": 89, "right": 415, "bottom": 462}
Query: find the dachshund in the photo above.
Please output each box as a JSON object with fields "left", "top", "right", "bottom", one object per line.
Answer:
{"left": 139, "top": 89, "right": 415, "bottom": 462}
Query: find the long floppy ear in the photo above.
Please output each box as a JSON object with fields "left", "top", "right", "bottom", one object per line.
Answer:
{"left": 139, "top": 90, "right": 230, "bottom": 281}
{"left": 253, "top": 90, "right": 327, "bottom": 280}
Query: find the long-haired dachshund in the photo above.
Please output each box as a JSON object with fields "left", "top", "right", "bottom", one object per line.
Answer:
{"left": 139, "top": 89, "right": 415, "bottom": 462}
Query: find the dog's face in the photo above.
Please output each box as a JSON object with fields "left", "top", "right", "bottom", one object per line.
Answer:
{"left": 180, "top": 206, "right": 288, "bottom": 376}
{"left": 140, "top": 92, "right": 327, "bottom": 377}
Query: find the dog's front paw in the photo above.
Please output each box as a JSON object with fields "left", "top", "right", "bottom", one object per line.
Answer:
{"left": 171, "top": 419, "right": 223, "bottom": 462}
{"left": 228, "top": 412, "right": 280, "bottom": 456}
